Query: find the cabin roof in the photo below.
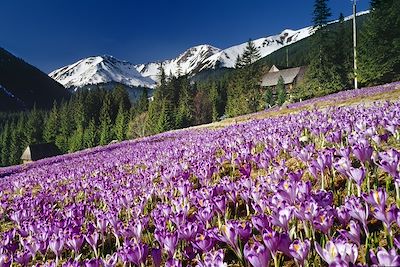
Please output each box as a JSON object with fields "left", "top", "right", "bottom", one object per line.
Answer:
{"left": 20, "top": 143, "right": 61, "bottom": 161}
{"left": 260, "top": 65, "right": 306, "bottom": 87}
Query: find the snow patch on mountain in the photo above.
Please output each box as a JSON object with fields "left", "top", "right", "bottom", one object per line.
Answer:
{"left": 49, "top": 55, "right": 156, "bottom": 89}
{"left": 135, "top": 45, "right": 221, "bottom": 81}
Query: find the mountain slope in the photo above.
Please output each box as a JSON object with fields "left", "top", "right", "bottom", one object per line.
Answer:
{"left": 49, "top": 55, "right": 156, "bottom": 90}
{"left": 135, "top": 28, "right": 312, "bottom": 80}
{"left": 135, "top": 45, "right": 221, "bottom": 81}
{"left": 0, "top": 48, "right": 70, "bottom": 111}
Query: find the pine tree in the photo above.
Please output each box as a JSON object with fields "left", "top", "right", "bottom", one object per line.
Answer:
{"left": 55, "top": 103, "right": 72, "bottom": 153}
{"left": 241, "top": 39, "right": 261, "bottom": 66}
{"left": 43, "top": 102, "right": 59, "bottom": 143}
{"left": 9, "top": 117, "right": 25, "bottom": 165}
{"left": 69, "top": 126, "right": 84, "bottom": 152}
{"left": 296, "top": 0, "right": 344, "bottom": 100}
{"left": 157, "top": 99, "right": 174, "bottom": 133}
{"left": 334, "top": 13, "right": 353, "bottom": 88}
{"left": 313, "top": 0, "right": 331, "bottom": 27}
{"left": 175, "top": 77, "right": 194, "bottom": 128}
{"left": 113, "top": 85, "right": 131, "bottom": 111}
{"left": 114, "top": 104, "right": 127, "bottom": 141}
{"left": 276, "top": 76, "right": 287, "bottom": 106}
{"left": 136, "top": 89, "right": 149, "bottom": 114}
{"left": 264, "top": 88, "right": 274, "bottom": 108}
{"left": 358, "top": 0, "right": 400, "bottom": 85}
{"left": 25, "top": 105, "right": 43, "bottom": 145}
{"left": 99, "top": 93, "right": 114, "bottom": 145}
{"left": 209, "top": 82, "right": 219, "bottom": 122}
{"left": 0, "top": 122, "right": 11, "bottom": 166}
{"left": 83, "top": 119, "right": 97, "bottom": 148}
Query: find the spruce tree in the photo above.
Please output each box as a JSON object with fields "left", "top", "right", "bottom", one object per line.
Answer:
{"left": 136, "top": 89, "right": 149, "bottom": 114}
{"left": 99, "top": 93, "right": 114, "bottom": 145}
{"left": 358, "top": 0, "right": 400, "bottom": 85}
{"left": 83, "top": 119, "right": 97, "bottom": 148}
{"left": 114, "top": 104, "right": 127, "bottom": 141}
{"left": 264, "top": 88, "right": 274, "bottom": 108}
{"left": 69, "top": 126, "right": 84, "bottom": 152}
{"left": 157, "top": 99, "right": 174, "bottom": 133}
{"left": 276, "top": 76, "right": 287, "bottom": 106}
{"left": 55, "top": 103, "right": 72, "bottom": 153}
{"left": 296, "top": 0, "right": 344, "bottom": 99}
{"left": 209, "top": 82, "right": 219, "bottom": 122}
{"left": 175, "top": 77, "right": 194, "bottom": 128}
{"left": 25, "top": 105, "right": 43, "bottom": 145}
{"left": 241, "top": 39, "right": 261, "bottom": 66}
{"left": 9, "top": 117, "right": 25, "bottom": 165}
{"left": 113, "top": 85, "right": 131, "bottom": 111}
{"left": 43, "top": 102, "right": 59, "bottom": 143}
{"left": 0, "top": 122, "right": 11, "bottom": 166}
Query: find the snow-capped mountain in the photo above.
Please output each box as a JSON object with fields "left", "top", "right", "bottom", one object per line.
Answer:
{"left": 49, "top": 10, "right": 369, "bottom": 90}
{"left": 49, "top": 55, "right": 156, "bottom": 90}
{"left": 135, "top": 45, "right": 221, "bottom": 81}
{"left": 135, "top": 27, "right": 312, "bottom": 80}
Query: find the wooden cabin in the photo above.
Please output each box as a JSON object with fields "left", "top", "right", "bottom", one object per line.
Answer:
{"left": 260, "top": 65, "right": 307, "bottom": 92}
{"left": 20, "top": 143, "right": 61, "bottom": 164}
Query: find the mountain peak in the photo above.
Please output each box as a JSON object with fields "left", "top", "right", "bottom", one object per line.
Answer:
{"left": 49, "top": 55, "right": 156, "bottom": 89}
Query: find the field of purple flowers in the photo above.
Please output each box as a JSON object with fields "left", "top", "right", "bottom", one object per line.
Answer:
{"left": 1, "top": 84, "right": 400, "bottom": 266}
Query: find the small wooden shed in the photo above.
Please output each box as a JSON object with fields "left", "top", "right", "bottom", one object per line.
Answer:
{"left": 20, "top": 143, "right": 61, "bottom": 164}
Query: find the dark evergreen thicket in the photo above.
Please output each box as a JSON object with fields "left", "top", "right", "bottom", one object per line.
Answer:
{"left": 358, "top": 0, "right": 400, "bottom": 86}
{"left": 0, "top": 88, "right": 132, "bottom": 166}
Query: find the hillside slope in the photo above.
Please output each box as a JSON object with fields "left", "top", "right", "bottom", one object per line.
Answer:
{"left": 0, "top": 48, "right": 70, "bottom": 111}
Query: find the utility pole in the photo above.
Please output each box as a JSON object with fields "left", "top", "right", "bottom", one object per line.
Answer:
{"left": 353, "top": 0, "right": 358, "bottom": 89}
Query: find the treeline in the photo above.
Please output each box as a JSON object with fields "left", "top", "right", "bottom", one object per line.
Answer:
{"left": 0, "top": 86, "right": 133, "bottom": 166}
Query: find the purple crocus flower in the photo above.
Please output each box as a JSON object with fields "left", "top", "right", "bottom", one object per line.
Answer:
{"left": 370, "top": 247, "right": 400, "bottom": 266}
{"left": 336, "top": 206, "right": 351, "bottom": 226}
{"left": 251, "top": 214, "right": 270, "bottom": 232}
{"left": 364, "top": 188, "right": 387, "bottom": 211}
{"left": 353, "top": 144, "right": 373, "bottom": 164}
{"left": 312, "top": 210, "right": 334, "bottom": 234}
{"left": 289, "top": 239, "right": 310, "bottom": 266}
{"left": 14, "top": 251, "right": 31, "bottom": 266}
{"left": 102, "top": 253, "right": 118, "bottom": 267}
{"left": 315, "top": 240, "right": 358, "bottom": 265}
{"left": 197, "top": 249, "right": 227, "bottom": 267}
{"left": 67, "top": 235, "right": 84, "bottom": 253}
{"left": 192, "top": 232, "right": 214, "bottom": 252}
{"left": 165, "top": 258, "right": 182, "bottom": 267}
{"left": 243, "top": 241, "right": 270, "bottom": 267}
{"left": 84, "top": 259, "right": 102, "bottom": 267}
{"left": 345, "top": 196, "right": 369, "bottom": 235}
{"left": 85, "top": 232, "right": 99, "bottom": 257}
{"left": 163, "top": 231, "right": 178, "bottom": 258}
{"left": 270, "top": 206, "right": 292, "bottom": 231}
{"left": 348, "top": 167, "right": 366, "bottom": 186}
{"left": 218, "top": 222, "right": 239, "bottom": 251}
{"left": 317, "top": 242, "right": 336, "bottom": 264}
{"left": 179, "top": 222, "right": 198, "bottom": 241}
{"left": 20, "top": 236, "right": 39, "bottom": 257}
{"left": 262, "top": 228, "right": 280, "bottom": 255}
{"left": 0, "top": 253, "right": 11, "bottom": 267}
{"left": 49, "top": 236, "right": 64, "bottom": 258}
{"left": 151, "top": 248, "right": 162, "bottom": 267}
{"left": 236, "top": 221, "right": 252, "bottom": 242}
{"left": 338, "top": 220, "right": 361, "bottom": 246}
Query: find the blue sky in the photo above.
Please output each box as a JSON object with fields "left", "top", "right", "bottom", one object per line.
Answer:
{"left": 0, "top": 0, "right": 370, "bottom": 73}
